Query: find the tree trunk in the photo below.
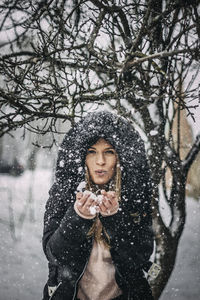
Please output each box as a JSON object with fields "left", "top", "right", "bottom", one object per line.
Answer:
{"left": 151, "top": 167, "right": 187, "bottom": 299}
{"left": 152, "top": 231, "right": 179, "bottom": 299}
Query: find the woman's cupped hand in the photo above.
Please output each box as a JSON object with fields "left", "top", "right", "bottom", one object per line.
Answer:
{"left": 75, "top": 190, "right": 119, "bottom": 218}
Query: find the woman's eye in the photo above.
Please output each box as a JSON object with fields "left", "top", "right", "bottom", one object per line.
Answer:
{"left": 87, "top": 150, "right": 96, "bottom": 154}
{"left": 105, "top": 150, "right": 115, "bottom": 154}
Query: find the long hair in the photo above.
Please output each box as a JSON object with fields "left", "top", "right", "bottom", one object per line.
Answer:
{"left": 85, "top": 156, "right": 121, "bottom": 248}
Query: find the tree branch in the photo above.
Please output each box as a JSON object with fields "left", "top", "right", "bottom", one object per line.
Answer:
{"left": 182, "top": 134, "right": 200, "bottom": 173}
{"left": 125, "top": 47, "right": 199, "bottom": 69}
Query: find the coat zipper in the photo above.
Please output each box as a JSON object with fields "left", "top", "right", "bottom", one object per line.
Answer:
{"left": 72, "top": 238, "right": 94, "bottom": 300}
{"left": 49, "top": 282, "right": 62, "bottom": 300}
{"left": 48, "top": 261, "right": 89, "bottom": 300}
{"left": 72, "top": 259, "right": 89, "bottom": 300}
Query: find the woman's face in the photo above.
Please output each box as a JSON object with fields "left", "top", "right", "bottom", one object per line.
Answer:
{"left": 85, "top": 138, "right": 117, "bottom": 187}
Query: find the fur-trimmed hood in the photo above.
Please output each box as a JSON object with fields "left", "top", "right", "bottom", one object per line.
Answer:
{"left": 55, "top": 110, "right": 152, "bottom": 212}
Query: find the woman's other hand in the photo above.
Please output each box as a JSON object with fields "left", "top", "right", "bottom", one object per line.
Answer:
{"left": 99, "top": 190, "right": 119, "bottom": 216}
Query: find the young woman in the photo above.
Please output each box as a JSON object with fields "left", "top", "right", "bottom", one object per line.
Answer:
{"left": 42, "top": 111, "right": 154, "bottom": 300}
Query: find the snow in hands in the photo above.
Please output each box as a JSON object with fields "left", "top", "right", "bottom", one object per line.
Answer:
{"left": 77, "top": 181, "right": 105, "bottom": 215}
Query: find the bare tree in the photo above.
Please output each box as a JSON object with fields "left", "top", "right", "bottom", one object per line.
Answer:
{"left": 0, "top": 0, "right": 200, "bottom": 298}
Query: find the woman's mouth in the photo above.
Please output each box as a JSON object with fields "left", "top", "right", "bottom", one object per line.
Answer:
{"left": 95, "top": 170, "right": 107, "bottom": 176}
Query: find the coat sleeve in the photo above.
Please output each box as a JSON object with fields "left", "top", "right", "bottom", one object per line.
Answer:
{"left": 42, "top": 183, "right": 94, "bottom": 266}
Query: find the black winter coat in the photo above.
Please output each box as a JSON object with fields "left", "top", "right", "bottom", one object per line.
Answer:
{"left": 42, "top": 111, "right": 154, "bottom": 300}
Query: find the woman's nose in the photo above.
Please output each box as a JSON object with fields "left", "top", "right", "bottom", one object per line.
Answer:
{"left": 96, "top": 153, "right": 105, "bottom": 165}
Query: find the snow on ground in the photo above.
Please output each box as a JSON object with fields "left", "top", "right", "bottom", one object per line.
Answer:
{"left": 0, "top": 170, "right": 52, "bottom": 300}
{"left": 0, "top": 169, "right": 199, "bottom": 300}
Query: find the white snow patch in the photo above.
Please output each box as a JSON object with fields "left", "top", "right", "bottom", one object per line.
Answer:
{"left": 77, "top": 181, "right": 86, "bottom": 192}
{"left": 78, "top": 167, "right": 83, "bottom": 174}
{"left": 59, "top": 160, "right": 65, "bottom": 167}
{"left": 89, "top": 206, "right": 97, "bottom": 215}
{"left": 149, "top": 130, "right": 158, "bottom": 136}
